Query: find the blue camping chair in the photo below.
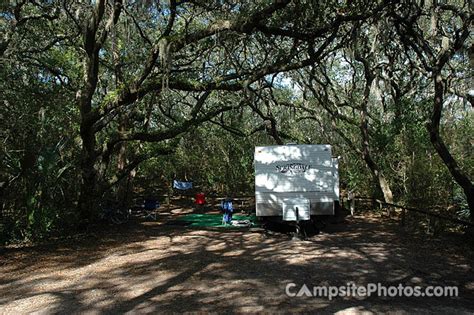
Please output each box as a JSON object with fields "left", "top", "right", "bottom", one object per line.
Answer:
{"left": 144, "top": 198, "right": 159, "bottom": 220}
{"left": 221, "top": 198, "right": 233, "bottom": 225}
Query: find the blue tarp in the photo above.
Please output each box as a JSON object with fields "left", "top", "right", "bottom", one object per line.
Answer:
{"left": 173, "top": 180, "right": 193, "bottom": 190}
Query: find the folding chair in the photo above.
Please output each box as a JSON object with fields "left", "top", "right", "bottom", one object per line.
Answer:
{"left": 144, "top": 198, "right": 159, "bottom": 220}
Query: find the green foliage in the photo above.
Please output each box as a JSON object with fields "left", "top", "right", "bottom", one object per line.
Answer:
{"left": 138, "top": 119, "right": 258, "bottom": 197}
{"left": 1, "top": 0, "right": 472, "bottom": 243}
{"left": 1, "top": 39, "right": 80, "bottom": 243}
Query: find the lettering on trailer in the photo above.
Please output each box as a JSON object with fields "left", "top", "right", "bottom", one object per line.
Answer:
{"left": 275, "top": 163, "right": 311, "bottom": 175}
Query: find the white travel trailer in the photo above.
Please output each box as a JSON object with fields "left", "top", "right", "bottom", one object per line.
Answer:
{"left": 254, "top": 144, "right": 339, "bottom": 222}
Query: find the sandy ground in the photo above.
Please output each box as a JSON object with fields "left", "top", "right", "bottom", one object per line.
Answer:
{"left": 1, "top": 208, "right": 473, "bottom": 314}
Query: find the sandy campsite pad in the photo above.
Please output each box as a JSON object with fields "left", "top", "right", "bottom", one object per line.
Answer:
{"left": 1, "top": 213, "right": 473, "bottom": 314}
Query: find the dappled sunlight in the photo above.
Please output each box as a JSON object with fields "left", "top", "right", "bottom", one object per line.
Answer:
{"left": 1, "top": 214, "right": 473, "bottom": 313}
{"left": 170, "top": 207, "right": 194, "bottom": 215}
{"left": 334, "top": 306, "right": 374, "bottom": 315}
{"left": 6, "top": 293, "right": 61, "bottom": 314}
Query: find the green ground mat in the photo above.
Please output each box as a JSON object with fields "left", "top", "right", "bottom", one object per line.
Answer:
{"left": 173, "top": 213, "right": 259, "bottom": 228}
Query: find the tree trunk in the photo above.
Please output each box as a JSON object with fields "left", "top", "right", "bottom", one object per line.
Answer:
{"left": 330, "top": 121, "right": 394, "bottom": 207}
{"left": 362, "top": 152, "right": 394, "bottom": 205}
{"left": 116, "top": 124, "right": 135, "bottom": 210}
{"left": 428, "top": 73, "right": 474, "bottom": 221}
{"left": 75, "top": 1, "right": 112, "bottom": 224}
{"left": 76, "top": 58, "right": 101, "bottom": 223}
{"left": 378, "top": 173, "right": 394, "bottom": 204}
{"left": 77, "top": 118, "right": 99, "bottom": 224}
{"left": 78, "top": 162, "right": 98, "bottom": 224}
{"left": 360, "top": 97, "right": 394, "bottom": 208}
{"left": 356, "top": 51, "right": 394, "bottom": 210}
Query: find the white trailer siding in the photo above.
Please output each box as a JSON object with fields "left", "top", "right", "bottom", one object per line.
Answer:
{"left": 255, "top": 145, "right": 338, "bottom": 217}
{"left": 332, "top": 157, "right": 340, "bottom": 201}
